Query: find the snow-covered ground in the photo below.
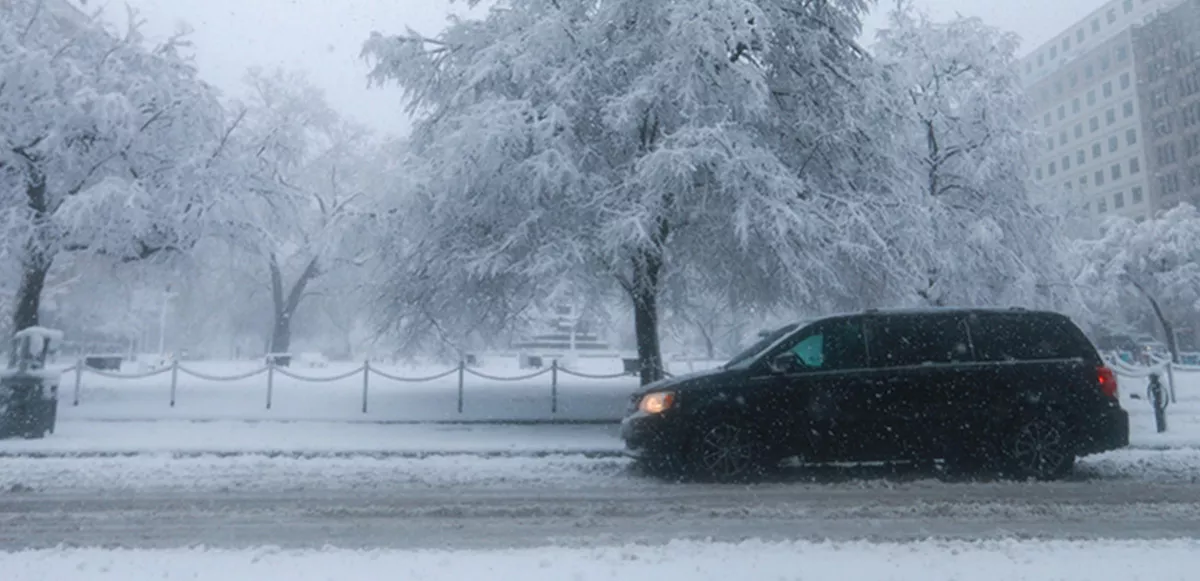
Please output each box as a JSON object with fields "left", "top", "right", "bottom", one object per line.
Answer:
{"left": 0, "top": 420, "right": 622, "bottom": 456}
{"left": 4, "top": 539, "right": 1200, "bottom": 581}
{"left": 0, "top": 447, "right": 1197, "bottom": 494}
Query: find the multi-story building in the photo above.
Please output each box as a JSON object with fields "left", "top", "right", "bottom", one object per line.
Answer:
{"left": 1020, "top": 0, "right": 1181, "bottom": 228}
{"left": 1132, "top": 0, "right": 1200, "bottom": 212}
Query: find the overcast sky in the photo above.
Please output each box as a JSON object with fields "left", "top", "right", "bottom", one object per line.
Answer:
{"left": 100, "top": 0, "right": 1108, "bottom": 137}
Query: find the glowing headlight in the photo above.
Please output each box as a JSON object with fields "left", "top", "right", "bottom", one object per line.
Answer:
{"left": 638, "top": 391, "right": 675, "bottom": 414}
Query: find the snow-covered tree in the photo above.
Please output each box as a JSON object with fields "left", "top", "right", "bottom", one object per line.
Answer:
{"left": 1074, "top": 204, "right": 1200, "bottom": 358}
{"left": 874, "top": 4, "right": 1078, "bottom": 311}
{"left": 363, "top": 0, "right": 906, "bottom": 384}
{"left": 0, "top": 1, "right": 243, "bottom": 331}
{"left": 235, "top": 68, "right": 376, "bottom": 356}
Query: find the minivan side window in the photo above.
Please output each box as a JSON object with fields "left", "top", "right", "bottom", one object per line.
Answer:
{"left": 776, "top": 318, "right": 867, "bottom": 371}
{"left": 869, "top": 315, "right": 971, "bottom": 367}
{"left": 969, "top": 314, "right": 1095, "bottom": 362}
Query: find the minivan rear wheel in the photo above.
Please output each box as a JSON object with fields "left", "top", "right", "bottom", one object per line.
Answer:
{"left": 690, "top": 422, "right": 767, "bottom": 482}
{"left": 1006, "top": 415, "right": 1075, "bottom": 481}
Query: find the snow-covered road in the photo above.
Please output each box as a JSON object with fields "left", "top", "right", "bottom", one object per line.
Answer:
{"left": 2, "top": 450, "right": 1200, "bottom": 550}
{"left": 4, "top": 480, "right": 1200, "bottom": 551}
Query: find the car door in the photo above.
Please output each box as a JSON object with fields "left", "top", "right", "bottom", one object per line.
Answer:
{"left": 756, "top": 317, "right": 878, "bottom": 462}
{"left": 861, "top": 313, "right": 977, "bottom": 461}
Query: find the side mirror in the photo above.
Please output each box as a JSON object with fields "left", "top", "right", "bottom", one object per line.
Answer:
{"left": 768, "top": 352, "right": 796, "bottom": 374}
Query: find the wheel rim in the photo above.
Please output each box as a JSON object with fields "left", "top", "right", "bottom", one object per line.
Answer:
{"left": 1011, "top": 420, "right": 1067, "bottom": 477}
{"left": 698, "top": 424, "right": 757, "bottom": 477}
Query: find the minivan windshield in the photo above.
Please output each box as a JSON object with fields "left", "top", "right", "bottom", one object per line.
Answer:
{"left": 723, "top": 324, "right": 799, "bottom": 369}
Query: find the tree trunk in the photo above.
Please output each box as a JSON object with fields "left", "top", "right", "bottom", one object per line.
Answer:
{"left": 13, "top": 256, "right": 51, "bottom": 332}
{"left": 268, "top": 254, "right": 321, "bottom": 359}
{"left": 1129, "top": 278, "right": 1179, "bottom": 363}
{"left": 630, "top": 248, "right": 665, "bottom": 386}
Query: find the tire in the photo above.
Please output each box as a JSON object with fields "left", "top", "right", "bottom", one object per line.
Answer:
{"left": 689, "top": 421, "right": 769, "bottom": 482}
{"left": 1005, "top": 414, "right": 1075, "bottom": 481}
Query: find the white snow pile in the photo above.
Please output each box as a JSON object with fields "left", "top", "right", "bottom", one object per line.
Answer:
{"left": 0, "top": 454, "right": 636, "bottom": 493}
{"left": 3, "top": 538, "right": 1199, "bottom": 580}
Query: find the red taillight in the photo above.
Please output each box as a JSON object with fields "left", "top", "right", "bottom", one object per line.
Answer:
{"left": 1097, "top": 366, "right": 1118, "bottom": 399}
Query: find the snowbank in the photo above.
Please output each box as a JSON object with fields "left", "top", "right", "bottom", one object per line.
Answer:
{"left": 1, "top": 447, "right": 1197, "bottom": 494}
{"left": 0, "top": 420, "right": 623, "bottom": 456}
{"left": 3, "top": 539, "right": 1199, "bottom": 581}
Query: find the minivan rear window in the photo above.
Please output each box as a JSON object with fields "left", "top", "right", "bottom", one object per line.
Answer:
{"left": 969, "top": 313, "right": 1097, "bottom": 362}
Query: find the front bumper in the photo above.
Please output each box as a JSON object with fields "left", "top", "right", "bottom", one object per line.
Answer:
{"left": 620, "top": 411, "right": 686, "bottom": 459}
{"left": 1076, "top": 406, "right": 1129, "bottom": 456}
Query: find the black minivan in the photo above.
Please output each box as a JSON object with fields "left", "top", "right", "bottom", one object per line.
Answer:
{"left": 621, "top": 308, "right": 1128, "bottom": 481}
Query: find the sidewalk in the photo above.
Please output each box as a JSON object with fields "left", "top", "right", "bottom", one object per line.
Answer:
{"left": 0, "top": 419, "right": 625, "bottom": 458}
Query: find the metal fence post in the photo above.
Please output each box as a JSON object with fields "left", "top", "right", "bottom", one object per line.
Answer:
{"left": 551, "top": 359, "right": 559, "bottom": 414}
{"left": 1166, "top": 361, "right": 1178, "bottom": 404}
{"left": 457, "top": 360, "right": 465, "bottom": 414}
{"left": 73, "top": 360, "right": 83, "bottom": 407}
{"left": 361, "top": 360, "right": 370, "bottom": 414}
{"left": 266, "top": 361, "right": 275, "bottom": 410}
{"left": 169, "top": 360, "right": 179, "bottom": 408}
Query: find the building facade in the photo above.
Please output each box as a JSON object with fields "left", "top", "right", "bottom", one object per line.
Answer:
{"left": 1020, "top": 0, "right": 1181, "bottom": 228}
{"left": 1131, "top": 0, "right": 1200, "bottom": 212}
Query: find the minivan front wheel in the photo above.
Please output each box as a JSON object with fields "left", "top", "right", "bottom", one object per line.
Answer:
{"left": 690, "top": 422, "right": 767, "bottom": 481}
{"left": 1007, "top": 415, "right": 1075, "bottom": 481}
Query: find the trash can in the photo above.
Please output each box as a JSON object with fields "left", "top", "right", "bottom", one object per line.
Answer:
{"left": 0, "top": 327, "right": 63, "bottom": 440}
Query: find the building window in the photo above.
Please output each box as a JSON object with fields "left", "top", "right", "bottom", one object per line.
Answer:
{"left": 1124, "top": 0, "right": 1133, "bottom": 13}
{"left": 1109, "top": 135, "right": 1118, "bottom": 152}
{"left": 1077, "top": 150, "right": 1086, "bottom": 164}
{"left": 1160, "top": 172, "right": 1181, "bottom": 194}
{"left": 1063, "top": 38, "right": 1071, "bottom": 52}
{"left": 1077, "top": 29, "right": 1084, "bottom": 43}
{"left": 1127, "top": 128, "right": 1137, "bottom": 144}
{"left": 1090, "top": 116, "right": 1100, "bottom": 131}
{"left": 1157, "top": 143, "right": 1178, "bottom": 164}
{"left": 1092, "top": 19, "right": 1100, "bottom": 33}
{"left": 1101, "top": 54, "right": 1111, "bottom": 71}
{"left": 1098, "top": 199, "right": 1108, "bottom": 213}
{"left": 1036, "top": 167, "right": 1043, "bottom": 180}
{"left": 1154, "top": 116, "right": 1174, "bottom": 137}
{"left": 1120, "top": 72, "right": 1131, "bottom": 89}
{"left": 1063, "top": 155, "right": 1071, "bottom": 170}
{"left": 1049, "top": 162, "right": 1057, "bottom": 176}
{"left": 1058, "top": 105, "right": 1066, "bottom": 120}
{"left": 1111, "top": 163, "right": 1122, "bottom": 180}
{"left": 1093, "top": 143, "right": 1102, "bottom": 158}
{"left": 1039, "top": 53, "right": 1045, "bottom": 67}
{"left": 1060, "top": 131, "right": 1068, "bottom": 145}
{"left": 1044, "top": 112, "right": 1052, "bottom": 126}
{"left": 1132, "top": 186, "right": 1144, "bottom": 203}
{"left": 1095, "top": 170, "right": 1105, "bottom": 185}
{"left": 1107, "top": 9, "right": 1116, "bottom": 24}
{"left": 1087, "top": 90, "right": 1096, "bottom": 105}
{"left": 1152, "top": 89, "right": 1169, "bottom": 110}
{"left": 1065, "top": 181, "right": 1073, "bottom": 191}
{"left": 1026, "top": 62, "right": 1033, "bottom": 75}
{"left": 1051, "top": 46, "right": 1058, "bottom": 59}
{"left": 1124, "top": 101, "right": 1134, "bottom": 118}
{"left": 1106, "top": 109, "right": 1116, "bottom": 125}
{"left": 1086, "top": 64, "right": 1095, "bottom": 80}
{"left": 1075, "top": 123, "right": 1083, "bottom": 138}
{"left": 1190, "top": 166, "right": 1200, "bottom": 187}
{"left": 1073, "top": 98, "right": 1081, "bottom": 113}
{"left": 1048, "top": 137, "right": 1055, "bottom": 151}
{"left": 1115, "top": 191, "right": 1125, "bottom": 208}
{"left": 1130, "top": 156, "right": 1141, "bottom": 174}
{"left": 1103, "top": 81, "right": 1113, "bottom": 97}
{"left": 1186, "top": 134, "right": 1200, "bottom": 158}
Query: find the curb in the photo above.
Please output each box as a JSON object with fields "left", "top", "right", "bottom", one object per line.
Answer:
{"left": 0, "top": 449, "right": 630, "bottom": 460}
